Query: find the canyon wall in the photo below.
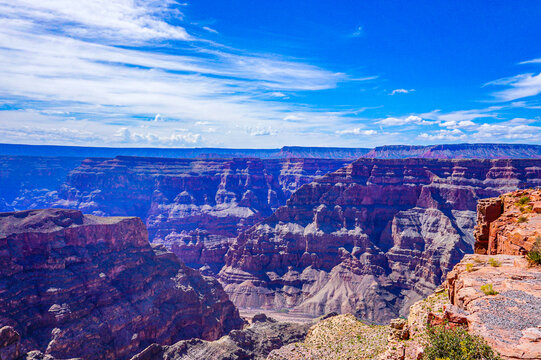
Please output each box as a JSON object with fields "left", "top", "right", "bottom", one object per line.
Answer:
{"left": 0, "top": 208, "right": 242, "bottom": 360}
{"left": 219, "top": 158, "right": 541, "bottom": 323}
{"left": 0, "top": 156, "right": 84, "bottom": 212}
{"left": 48, "top": 156, "right": 350, "bottom": 273}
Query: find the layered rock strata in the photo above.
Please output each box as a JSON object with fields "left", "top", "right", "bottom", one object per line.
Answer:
{"left": 0, "top": 209, "right": 242, "bottom": 360}
{"left": 220, "top": 159, "right": 541, "bottom": 322}
{"left": 52, "top": 156, "right": 350, "bottom": 273}
{"left": 130, "top": 314, "right": 310, "bottom": 360}
{"left": 474, "top": 188, "right": 541, "bottom": 255}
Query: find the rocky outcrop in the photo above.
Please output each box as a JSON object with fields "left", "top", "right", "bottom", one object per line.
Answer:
{"left": 130, "top": 314, "right": 310, "bottom": 360}
{"left": 365, "top": 143, "right": 541, "bottom": 159}
{"left": 474, "top": 188, "right": 541, "bottom": 255}
{"left": 220, "top": 159, "right": 541, "bottom": 323}
{"left": 0, "top": 209, "right": 242, "bottom": 360}
{"left": 51, "top": 156, "right": 350, "bottom": 273}
{"left": 267, "top": 314, "right": 390, "bottom": 360}
{"left": 444, "top": 254, "right": 541, "bottom": 359}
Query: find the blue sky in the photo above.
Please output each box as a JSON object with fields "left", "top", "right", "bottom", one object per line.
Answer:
{"left": 0, "top": 0, "right": 540, "bottom": 148}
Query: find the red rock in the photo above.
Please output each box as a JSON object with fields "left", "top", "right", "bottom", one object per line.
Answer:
{"left": 219, "top": 159, "right": 541, "bottom": 323}
{"left": 474, "top": 188, "right": 541, "bottom": 255}
{"left": 0, "top": 209, "right": 242, "bottom": 360}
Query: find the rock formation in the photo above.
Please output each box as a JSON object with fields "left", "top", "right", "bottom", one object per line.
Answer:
{"left": 51, "top": 156, "right": 350, "bottom": 273}
{"left": 0, "top": 209, "right": 242, "bottom": 360}
{"left": 474, "top": 188, "right": 541, "bottom": 255}
{"left": 444, "top": 254, "right": 541, "bottom": 359}
{"left": 219, "top": 159, "right": 541, "bottom": 323}
{"left": 130, "top": 314, "right": 310, "bottom": 360}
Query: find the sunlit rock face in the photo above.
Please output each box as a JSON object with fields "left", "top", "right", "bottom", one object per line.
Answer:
{"left": 0, "top": 208, "right": 243, "bottom": 360}
{"left": 219, "top": 158, "right": 541, "bottom": 323}
{"left": 51, "top": 156, "right": 351, "bottom": 273}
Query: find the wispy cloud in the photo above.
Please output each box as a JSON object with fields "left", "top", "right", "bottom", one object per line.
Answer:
{"left": 351, "top": 25, "right": 363, "bottom": 38}
{"left": 0, "top": 0, "right": 379, "bottom": 147}
{"left": 389, "top": 88, "right": 415, "bottom": 95}
{"left": 485, "top": 58, "right": 541, "bottom": 101}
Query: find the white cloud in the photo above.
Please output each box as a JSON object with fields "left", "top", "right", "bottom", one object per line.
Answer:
{"left": 115, "top": 127, "right": 201, "bottom": 145}
{"left": 377, "top": 115, "right": 430, "bottom": 126}
{"left": 418, "top": 129, "right": 466, "bottom": 141}
{"left": 0, "top": 0, "right": 190, "bottom": 43}
{"left": 389, "top": 88, "right": 415, "bottom": 95}
{"left": 336, "top": 128, "right": 377, "bottom": 136}
{"left": 248, "top": 126, "right": 277, "bottom": 136}
{"left": 202, "top": 26, "right": 218, "bottom": 34}
{"left": 423, "top": 107, "right": 500, "bottom": 123}
{"left": 487, "top": 73, "right": 541, "bottom": 101}
{"left": 0, "top": 0, "right": 380, "bottom": 147}
{"left": 439, "top": 120, "right": 476, "bottom": 129}
{"left": 418, "top": 118, "right": 541, "bottom": 143}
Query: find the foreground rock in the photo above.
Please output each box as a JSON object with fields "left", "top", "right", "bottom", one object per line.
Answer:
{"left": 130, "top": 314, "right": 310, "bottom": 360}
{"left": 0, "top": 209, "right": 242, "bottom": 360}
{"left": 445, "top": 254, "right": 541, "bottom": 359}
{"left": 220, "top": 158, "right": 541, "bottom": 322}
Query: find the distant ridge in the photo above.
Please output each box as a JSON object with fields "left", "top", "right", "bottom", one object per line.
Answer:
{"left": 364, "top": 143, "right": 541, "bottom": 159}
{"left": 0, "top": 143, "right": 540, "bottom": 160}
{"left": 0, "top": 143, "right": 370, "bottom": 159}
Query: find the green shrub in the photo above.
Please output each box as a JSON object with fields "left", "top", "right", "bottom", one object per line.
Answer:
{"left": 465, "top": 263, "right": 474, "bottom": 272}
{"left": 423, "top": 326, "right": 501, "bottom": 360}
{"left": 527, "top": 237, "right": 541, "bottom": 266}
{"left": 488, "top": 258, "right": 501, "bottom": 267}
{"left": 480, "top": 283, "right": 498, "bottom": 296}
{"left": 516, "top": 196, "right": 530, "bottom": 205}
{"left": 517, "top": 216, "right": 528, "bottom": 223}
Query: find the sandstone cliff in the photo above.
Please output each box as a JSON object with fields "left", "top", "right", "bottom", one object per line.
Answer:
{"left": 474, "top": 188, "right": 541, "bottom": 255}
{"left": 220, "top": 158, "right": 541, "bottom": 322}
{"left": 0, "top": 209, "right": 242, "bottom": 360}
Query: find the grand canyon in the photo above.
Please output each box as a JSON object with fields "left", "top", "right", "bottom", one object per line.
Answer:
{"left": 0, "top": 143, "right": 540, "bottom": 359}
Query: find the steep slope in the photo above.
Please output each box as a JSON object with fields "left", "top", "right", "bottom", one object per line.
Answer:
{"left": 0, "top": 209, "right": 242, "bottom": 360}
{"left": 220, "top": 158, "right": 541, "bottom": 322}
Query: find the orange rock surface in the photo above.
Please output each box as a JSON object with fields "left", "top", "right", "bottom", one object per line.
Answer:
{"left": 474, "top": 188, "right": 541, "bottom": 255}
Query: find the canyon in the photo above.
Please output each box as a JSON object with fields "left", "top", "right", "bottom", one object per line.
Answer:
{"left": 0, "top": 208, "right": 242, "bottom": 360}
{"left": 1, "top": 145, "right": 541, "bottom": 325}
{"left": 219, "top": 158, "right": 541, "bottom": 322}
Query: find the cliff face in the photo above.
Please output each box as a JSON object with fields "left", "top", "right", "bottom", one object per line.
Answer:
{"left": 50, "top": 156, "right": 350, "bottom": 273}
{"left": 219, "top": 159, "right": 541, "bottom": 323}
{"left": 0, "top": 209, "right": 242, "bottom": 360}
{"left": 474, "top": 188, "right": 541, "bottom": 255}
